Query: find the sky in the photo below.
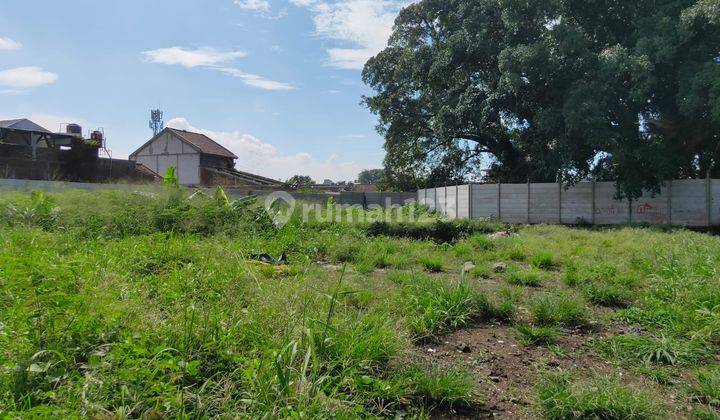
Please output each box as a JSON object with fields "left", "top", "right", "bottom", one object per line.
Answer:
{"left": 0, "top": 0, "right": 412, "bottom": 182}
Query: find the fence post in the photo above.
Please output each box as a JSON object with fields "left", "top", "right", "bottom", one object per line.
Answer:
{"left": 707, "top": 175, "right": 712, "bottom": 227}
{"left": 667, "top": 180, "right": 672, "bottom": 226}
{"left": 527, "top": 179, "right": 531, "bottom": 224}
{"left": 455, "top": 185, "right": 459, "bottom": 219}
{"left": 468, "top": 183, "right": 474, "bottom": 220}
{"left": 591, "top": 180, "right": 596, "bottom": 225}
{"left": 628, "top": 198, "right": 633, "bottom": 224}
{"left": 497, "top": 181, "right": 502, "bottom": 220}
{"left": 558, "top": 181, "right": 563, "bottom": 224}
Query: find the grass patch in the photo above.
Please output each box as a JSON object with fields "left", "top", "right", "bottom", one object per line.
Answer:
{"left": 515, "top": 324, "right": 561, "bottom": 346}
{"left": 531, "top": 293, "right": 589, "bottom": 327}
{"left": 530, "top": 252, "right": 559, "bottom": 270}
{"left": 583, "top": 282, "right": 632, "bottom": 307}
{"left": 536, "top": 373, "right": 664, "bottom": 419}
{"left": 418, "top": 256, "right": 444, "bottom": 273}
{"left": 689, "top": 366, "right": 720, "bottom": 407}
{"left": 507, "top": 269, "right": 544, "bottom": 287}
{"left": 595, "top": 335, "right": 712, "bottom": 366}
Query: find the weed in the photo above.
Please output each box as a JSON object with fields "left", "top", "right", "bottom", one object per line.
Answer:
{"left": 402, "top": 365, "right": 476, "bottom": 408}
{"left": 689, "top": 367, "right": 720, "bottom": 407}
{"left": 507, "top": 269, "right": 544, "bottom": 287}
{"left": 583, "top": 282, "right": 632, "bottom": 307}
{"left": 595, "top": 335, "right": 712, "bottom": 366}
{"left": 530, "top": 252, "right": 559, "bottom": 270}
{"left": 536, "top": 373, "right": 664, "bottom": 419}
{"left": 531, "top": 293, "right": 588, "bottom": 327}
{"left": 469, "top": 265, "right": 492, "bottom": 279}
{"left": 418, "top": 256, "right": 444, "bottom": 273}
{"left": 515, "top": 324, "right": 561, "bottom": 346}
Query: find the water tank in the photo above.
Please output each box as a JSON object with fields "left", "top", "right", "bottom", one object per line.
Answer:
{"left": 91, "top": 130, "right": 104, "bottom": 144}
{"left": 66, "top": 123, "right": 82, "bottom": 136}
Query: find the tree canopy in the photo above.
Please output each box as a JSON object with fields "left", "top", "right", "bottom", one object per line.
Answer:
{"left": 363, "top": 0, "right": 720, "bottom": 197}
{"left": 286, "top": 175, "right": 315, "bottom": 190}
{"left": 358, "top": 169, "right": 386, "bottom": 185}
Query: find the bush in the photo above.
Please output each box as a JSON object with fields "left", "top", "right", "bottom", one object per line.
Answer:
{"left": 536, "top": 373, "right": 663, "bottom": 419}
{"left": 366, "top": 219, "right": 506, "bottom": 244}
{"left": 531, "top": 293, "right": 588, "bottom": 327}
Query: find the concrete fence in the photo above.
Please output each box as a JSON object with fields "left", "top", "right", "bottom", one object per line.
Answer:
{"left": 0, "top": 178, "right": 416, "bottom": 209}
{"left": 418, "top": 179, "right": 720, "bottom": 227}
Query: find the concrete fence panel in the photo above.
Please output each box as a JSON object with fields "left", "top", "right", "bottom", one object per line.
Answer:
{"left": 594, "top": 182, "right": 630, "bottom": 225}
{"left": 426, "top": 188, "right": 437, "bottom": 211}
{"left": 500, "top": 183, "right": 529, "bottom": 223}
{"left": 529, "top": 183, "right": 560, "bottom": 224}
{"left": 561, "top": 182, "right": 594, "bottom": 224}
{"left": 633, "top": 186, "right": 670, "bottom": 225}
{"left": 670, "top": 179, "right": 708, "bottom": 226}
{"left": 471, "top": 184, "right": 499, "bottom": 219}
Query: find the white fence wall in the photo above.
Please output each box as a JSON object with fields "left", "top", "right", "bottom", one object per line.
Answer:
{"left": 419, "top": 179, "right": 720, "bottom": 227}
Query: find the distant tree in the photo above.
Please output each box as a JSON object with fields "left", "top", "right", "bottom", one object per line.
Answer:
{"left": 357, "top": 169, "right": 385, "bottom": 185}
{"left": 286, "top": 175, "right": 315, "bottom": 189}
{"left": 363, "top": 0, "right": 720, "bottom": 198}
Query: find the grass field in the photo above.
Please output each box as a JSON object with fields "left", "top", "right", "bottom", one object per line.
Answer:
{"left": 1, "top": 188, "right": 719, "bottom": 418}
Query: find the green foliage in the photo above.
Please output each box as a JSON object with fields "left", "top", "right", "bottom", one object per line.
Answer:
{"left": 402, "top": 276, "right": 489, "bottom": 341}
{"left": 530, "top": 253, "right": 559, "bottom": 270}
{"left": 162, "top": 165, "right": 179, "bottom": 187}
{"left": 418, "top": 256, "right": 443, "bottom": 273}
{"left": 367, "top": 219, "right": 507, "bottom": 243}
{"left": 286, "top": 175, "right": 314, "bottom": 189}
{"left": 400, "top": 365, "right": 476, "bottom": 408}
{"left": 583, "top": 282, "right": 633, "bottom": 308}
{"left": 357, "top": 168, "right": 385, "bottom": 185}
{"left": 689, "top": 367, "right": 720, "bottom": 407}
{"left": 364, "top": 0, "right": 720, "bottom": 196}
{"left": 595, "top": 335, "right": 712, "bottom": 366}
{"left": 536, "top": 373, "right": 664, "bottom": 419}
{"left": 531, "top": 293, "right": 588, "bottom": 327}
{"left": 507, "top": 269, "right": 544, "bottom": 287}
{"left": 515, "top": 324, "right": 561, "bottom": 346}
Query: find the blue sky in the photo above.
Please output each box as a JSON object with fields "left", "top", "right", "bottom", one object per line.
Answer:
{"left": 0, "top": 0, "right": 411, "bottom": 182}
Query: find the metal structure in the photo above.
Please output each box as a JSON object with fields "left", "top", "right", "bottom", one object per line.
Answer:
{"left": 149, "top": 109, "right": 164, "bottom": 136}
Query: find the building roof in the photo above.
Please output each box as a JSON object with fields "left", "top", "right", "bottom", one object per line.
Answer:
{"left": 167, "top": 128, "right": 238, "bottom": 159}
{"left": 0, "top": 118, "right": 51, "bottom": 133}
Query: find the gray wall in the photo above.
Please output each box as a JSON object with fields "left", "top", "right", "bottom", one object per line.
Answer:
{"left": 0, "top": 178, "right": 414, "bottom": 209}
{"left": 419, "top": 179, "right": 720, "bottom": 227}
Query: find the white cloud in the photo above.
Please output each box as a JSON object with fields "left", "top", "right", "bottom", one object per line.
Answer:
{"left": 142, "top": 46, "right": 294, "bottom": 90}
{"left": 0, "top": 67, "right": 58, "bottom": 88}
{"left": 166, "top": 117, "right": 364, "bottom": 181}
{"left": 234, "top": 0, "right": 271, "bottom": 12}
{"left": 0, "top": 37, "right": 21, "bottom": 50}
{"left": 141, "top": 47, "right": 246, "bottom": 67}
{"left": 290, "top": 0, "right": 413, "bottom": 70}
{"left": 216, "top": 67, "right": 295, "bottom": 90}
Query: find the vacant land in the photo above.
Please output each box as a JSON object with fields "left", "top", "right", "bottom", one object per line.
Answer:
{"left": 1, "top": 189, "right": 719, "bottom": 419}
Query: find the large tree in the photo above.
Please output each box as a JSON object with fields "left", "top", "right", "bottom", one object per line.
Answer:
{"left": 363, "top": 0, "right": 720, "bottom": 197}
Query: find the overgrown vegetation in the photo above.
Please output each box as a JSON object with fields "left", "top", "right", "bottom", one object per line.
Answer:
{"left": 1, "top": 188, "right": 720, "bottom": 417}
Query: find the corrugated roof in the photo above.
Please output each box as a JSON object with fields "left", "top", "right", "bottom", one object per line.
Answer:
{"left": 168, "top": 128, "right": 238, "bottom": 159}
{"left": 0, "top": 118, "right": 51, "bottom": 133}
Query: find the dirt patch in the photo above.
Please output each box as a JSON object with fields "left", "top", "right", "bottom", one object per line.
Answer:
{"left": 420, "top": 323, "right": 627, "bottom": 419}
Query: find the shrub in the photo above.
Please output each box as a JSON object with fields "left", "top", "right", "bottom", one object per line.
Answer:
{"left": 366, "top": 219, "right": 506, "bottom": 244}
{"left": 531, "top": 293, "right": 588, "bottom": 327}
{"left": 536, "top": 373, "right": 663, "bottom": 419}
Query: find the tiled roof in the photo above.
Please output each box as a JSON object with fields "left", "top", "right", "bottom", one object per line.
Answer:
{"left": 168, "top": 128, "right": 238, "bottom": 159}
